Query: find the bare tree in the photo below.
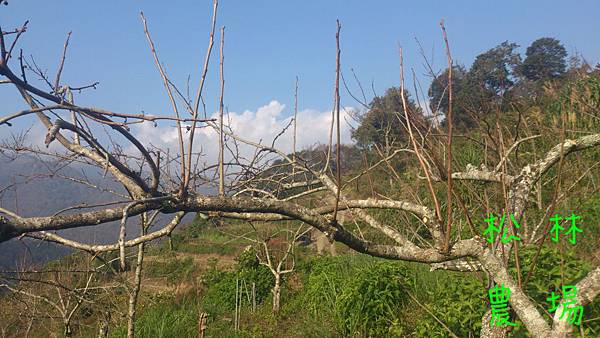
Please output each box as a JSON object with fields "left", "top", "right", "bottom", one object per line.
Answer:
{"left": 0, "top": 254, "right": 121, "bottom": 337}
{"left": 238, "top": 221, "right": 308, "bottom": 313}
{"left": 1, "top": 4, "right": 600, "bottom": 338}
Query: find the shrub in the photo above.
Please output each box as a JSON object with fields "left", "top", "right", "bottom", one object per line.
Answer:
{"left": 201, "top": 249, "right": 274, "bottom": 314}
{"left": 336, "top": 262, "right": 408, "bottom": 336}
{"left": 412, "top": 273, "right": 485, "bottom": 337}
{"left": 303, "top": 255, "right": 410, "bottom": 336}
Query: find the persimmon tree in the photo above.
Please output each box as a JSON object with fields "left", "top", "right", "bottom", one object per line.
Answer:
{"left": 1, "top": 2, "right": 599, "bottom": 337}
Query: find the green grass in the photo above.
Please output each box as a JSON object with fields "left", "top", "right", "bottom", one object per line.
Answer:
{"left": 147, "top": 219, "right": 247, "bottom": 257}
{"left": 175, "top": 241, "right": 239, "bottom": 256}
{"left": 110, "top": 294, "right": 199, "bottom": 338}
{"left": 144, "top": 256, "right": 195, "bottom": 284}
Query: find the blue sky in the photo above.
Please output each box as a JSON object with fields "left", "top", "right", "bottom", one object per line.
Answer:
{"left": 1, "top": 0, "right": 600, "bottom": 148}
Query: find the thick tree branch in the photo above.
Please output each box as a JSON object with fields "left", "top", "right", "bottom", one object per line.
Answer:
{"left": 478, "top": 248, "right": 553, "bottom": 337}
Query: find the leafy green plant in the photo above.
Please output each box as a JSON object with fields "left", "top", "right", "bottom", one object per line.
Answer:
{"left": 303, "top": 255, "right": 411, "bottom": 336}
{"left": 412, "top": 272, "right": 485, "bottom": 337}
{"left": 508, "top": 246, "right": 595, "bottom": 336}
{"left": 336, "top": 262, "right": 408, "bottom": 336}
{"left": 510, "top": 246, "right": 590, "bottom": 302}
{"left": 201, "top": 249, "right": 274, "bottom": 314}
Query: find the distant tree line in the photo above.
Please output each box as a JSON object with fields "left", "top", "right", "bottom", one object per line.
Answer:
{"left": 353, "top": 37, "right": 599, "bottom": 149}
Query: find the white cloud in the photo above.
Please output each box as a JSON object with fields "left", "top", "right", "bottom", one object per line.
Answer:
{"left": 133, "top": 100, "right": 355, "bottom": 165}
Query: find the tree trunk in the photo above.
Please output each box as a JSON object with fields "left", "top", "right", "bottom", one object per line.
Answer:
{"left": 64, "top": 321, "right": 72, "bottom": 338}
{"left": 198, "top": 312, "right": 208, "bottom": 338}
{"left": 127, "top": 242, "right": 145, "bottom": 338}
{"left": 272, "top": 274, "right": 281, "bottom": 313}
{"left": 480, "top": 310, "right": 509, "bottom": 338}
{"left": 97, "top": 318, "right": 109, "bottom": 338}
